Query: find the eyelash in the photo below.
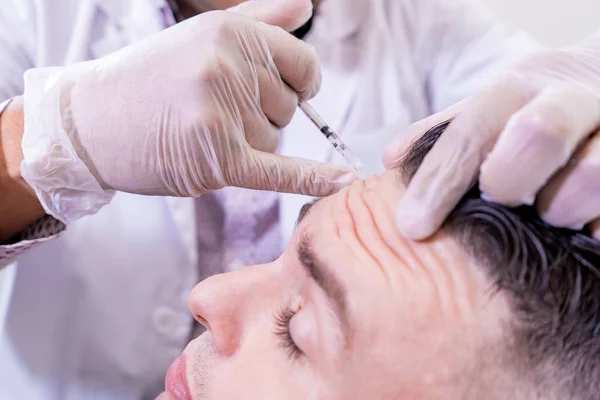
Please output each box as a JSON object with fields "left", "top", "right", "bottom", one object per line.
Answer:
{"left": 273, "top": 306, "right": 304, "bottom": 360}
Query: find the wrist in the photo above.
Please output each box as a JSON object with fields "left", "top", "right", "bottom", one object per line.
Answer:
{"left": 1, "top": 97, "right": 25, "bottom": 180}
{"left": 20, "top": 66, "right": 115, "bottom": 223}
{"left": 0, "top": 96, "right": 46, "bottom": 241}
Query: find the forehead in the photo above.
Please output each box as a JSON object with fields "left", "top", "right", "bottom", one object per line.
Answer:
{"left": 291, "top": 173, "right": 506, "bottom": 378}
{"left": 291, "top": 177, "right": 410, "bottom": 343}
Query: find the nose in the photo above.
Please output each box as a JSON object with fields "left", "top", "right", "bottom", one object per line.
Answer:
{"left": 188, "top": 262, "right": 280, "bottom": 356}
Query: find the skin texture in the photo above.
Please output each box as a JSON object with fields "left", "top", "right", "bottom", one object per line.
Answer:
{"left": 175, "top": 0, "right": 321, "bottom": 19}
{"left": 161, "top": 170, "right": 514, "bottom": 399}
{"left": 0, "top": 96, "right": 45, "bottom": 242}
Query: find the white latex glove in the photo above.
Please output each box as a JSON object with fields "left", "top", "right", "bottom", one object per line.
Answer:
{"left": 20, "top": 0, "right": 357, "bottom": 223}
{"left": 383, "top": 31, "right": 600, "bottom": 240}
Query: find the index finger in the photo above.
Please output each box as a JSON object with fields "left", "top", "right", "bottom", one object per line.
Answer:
{"left": 382, "top": 98, "right": 470, "bottom": 169}
{"left": 228, "top": 0, "right": 321, "bottom": 98}
{"left": 258, "top": 23, "right": 322, "bottom": 99}
{"left": 232, "top": 151, "right": 358, "bottom": 196}
{"left": 395, "top": 78, "right": 531, "bottom": 240}
{"left": 229, "top": 0, "right": 313, "bottom": 32}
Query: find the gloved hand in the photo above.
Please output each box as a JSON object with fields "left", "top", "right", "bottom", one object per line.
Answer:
{"left": 20, "top": 0, "right": 357, "bottom": 223}
{"left": 383, "top": 31, "right": 600, "bottom": 240}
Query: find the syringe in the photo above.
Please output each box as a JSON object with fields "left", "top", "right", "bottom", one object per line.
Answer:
{"left": 297, "top": 98, "right": 366, "bottom": 177}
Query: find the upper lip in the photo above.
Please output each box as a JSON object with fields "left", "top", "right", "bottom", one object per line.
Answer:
{"left": 165, "top": 354, "right": 192, "bottom": 400}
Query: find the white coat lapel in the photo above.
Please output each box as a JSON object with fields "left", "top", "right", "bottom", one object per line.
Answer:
{"left": 88, "top": 0, "right": 198, "bottom": 265}
{"left": 90, "top": 0, "right": 172, "bottom": 59}
{"left": 65, "top": 0, "right": 102, "bottom": 64}
{"left": 165, "top": 197, "right": 198, "bottom": 268}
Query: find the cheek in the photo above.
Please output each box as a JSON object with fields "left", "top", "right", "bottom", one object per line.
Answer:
{"left": 349, "top": 287, "right": 456, "bottom": 384}
{"left": 208, "top": 330, "right": 318, "bottom": 400}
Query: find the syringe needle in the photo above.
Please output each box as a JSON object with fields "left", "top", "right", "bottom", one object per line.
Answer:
{"left": 297, "top": 99, "right": 366, "bottom": 177}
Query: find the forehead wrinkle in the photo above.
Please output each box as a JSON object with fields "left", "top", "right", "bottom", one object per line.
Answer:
{"left": 383, "top": 220, "right": 486, "bottom": 323}
{"left": 346, "top": 179, "right": 403, "bottom": 284}
{"left": 407, "top": 241, "right": 463, "bottom": 321}
{"left": 362, "top": 176, "right": 469, "bottom": 321}
{"left": 361, "top": 181, "right": 430, "bottom": 289}
{"left": 425, "top": 239, "right": 489, "bottom": 320}
{"left": 380, "top": 171, "right": 481, "bottom": 320}
{"left": 362, "top": 172, "right": 480, "bottom": 326}
{"left": 329, "top": 185, "right": 374, "bottom": 269}
{"left": 366, "top": 170, "right": 429, "bottom": 274}
{"left": 364, "top": 187, "right": 419, "bottom": 268}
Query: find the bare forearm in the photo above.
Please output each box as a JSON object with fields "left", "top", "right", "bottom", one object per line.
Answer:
{"left": 0, "top": 96, "right": 45, "bottom": 242}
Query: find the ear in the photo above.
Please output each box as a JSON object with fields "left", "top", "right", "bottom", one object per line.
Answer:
{"left": 228, "top": 0, "right": 313, "bottom": 32}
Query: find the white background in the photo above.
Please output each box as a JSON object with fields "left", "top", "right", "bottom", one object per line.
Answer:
{"left": 0, "top": 1, "right": 598, "bottom": 293}
{"left": 486, "top": 0, "right": 599, "bottom": 47}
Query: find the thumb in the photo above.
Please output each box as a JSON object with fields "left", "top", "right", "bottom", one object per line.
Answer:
{"left": 228, "top": 0, "right": 313, "bottom": 32}
{"left": 382, "top": 98, "right": 470, "bottom": 169}
{"left": 235, "top": 152, "right": 359, "bottom": 196}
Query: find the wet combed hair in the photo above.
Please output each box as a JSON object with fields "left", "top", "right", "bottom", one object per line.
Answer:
{"left": 399, "top": 122, "right": 600, "bottom": 400}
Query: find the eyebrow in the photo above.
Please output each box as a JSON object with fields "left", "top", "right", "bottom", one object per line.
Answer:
{"left": 295, "top": 198, "right": 322, "bottom": 227}
{"left": 297, "top": 235, "right": 350, "bottom": 341}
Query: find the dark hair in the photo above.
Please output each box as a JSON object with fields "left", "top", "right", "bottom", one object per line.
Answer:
{"left": 399, "top": 122, "right": 600, "bottom": 400}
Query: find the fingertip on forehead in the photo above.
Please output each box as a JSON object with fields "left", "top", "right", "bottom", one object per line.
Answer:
{"left": 377, "top": 169, "right": 408, "bottom": 206}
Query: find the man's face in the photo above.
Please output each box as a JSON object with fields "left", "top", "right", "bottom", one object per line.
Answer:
{"left": 163, "top": 171, "right": 512, "bottom": 400}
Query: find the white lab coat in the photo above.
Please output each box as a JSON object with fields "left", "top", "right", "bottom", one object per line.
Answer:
{"left": 0, "top": 0, "right": 539, "bottom": 398}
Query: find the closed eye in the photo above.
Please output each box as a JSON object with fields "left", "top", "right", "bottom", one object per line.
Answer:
{"left": 273, "top": 306, "right": 303, "bottom": 360}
